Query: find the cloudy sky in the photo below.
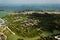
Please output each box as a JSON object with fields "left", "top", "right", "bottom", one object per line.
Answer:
{"left": 0, "top": 0, "right": 60, "bottom": 5}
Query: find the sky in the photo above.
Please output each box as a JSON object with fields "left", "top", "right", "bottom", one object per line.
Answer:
{"left": 0, "top": 0, "right": 60, "bottom": 5}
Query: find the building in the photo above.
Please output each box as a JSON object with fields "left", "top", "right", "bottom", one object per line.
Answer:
{"left": 0, "top": 18, "right": 4, "bottom": 28}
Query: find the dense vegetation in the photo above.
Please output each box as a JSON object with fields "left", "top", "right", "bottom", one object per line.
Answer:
{"left": 3, "top": 12, "right": 60, "bottom": 40}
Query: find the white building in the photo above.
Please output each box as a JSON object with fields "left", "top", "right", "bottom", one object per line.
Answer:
{"left": 0, "top": 18, "right": 4, "bottom": 28}
{"left": 55, "top": 35, "right": 60, "bottom": 40}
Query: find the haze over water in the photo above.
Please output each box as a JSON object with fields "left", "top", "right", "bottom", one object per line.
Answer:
{"left": 0, "top": 4, "right": 60, "bottom": 11}
{"left": 0, "top": 0, "right": 60, "bottom": 11}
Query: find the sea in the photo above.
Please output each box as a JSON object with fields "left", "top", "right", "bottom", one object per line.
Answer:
{"left": 0, "top": 4, "right": 60, "bottom": 11}
{"left": 0, "top": 4, "right": 60, "bottom": 18}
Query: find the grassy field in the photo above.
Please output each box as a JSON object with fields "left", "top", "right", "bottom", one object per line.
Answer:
{"left": 5, "top": 30, "right": 40, "bottom": 40}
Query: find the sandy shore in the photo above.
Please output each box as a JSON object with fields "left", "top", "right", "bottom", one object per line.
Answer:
{"left": 8, "top": 10, "right": 60, "bottom": 15}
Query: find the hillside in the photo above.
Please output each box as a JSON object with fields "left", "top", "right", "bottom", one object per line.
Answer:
{"left": 2, "top": 11, "right": 60, "bottom": 40}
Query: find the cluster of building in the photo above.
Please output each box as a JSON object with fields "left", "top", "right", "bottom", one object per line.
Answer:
{"left": 0, "top": 18, "right": 6, "bottom": 40}
{"left": 21, "top": 19, "right": 39, "bottom": 27}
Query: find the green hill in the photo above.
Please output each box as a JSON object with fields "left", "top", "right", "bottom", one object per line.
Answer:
{"left": 2, "top": 12, "right": 60, "bottom": 40}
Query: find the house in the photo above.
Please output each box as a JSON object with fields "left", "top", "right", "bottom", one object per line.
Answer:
{"left": 0, "top": 32, "right": 7, "bottom": 40}
{"left": 55, "top": 35, "right": 60, "bottom": 40}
